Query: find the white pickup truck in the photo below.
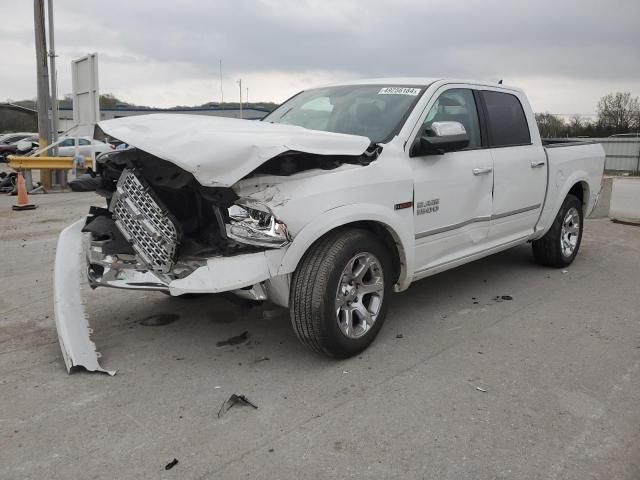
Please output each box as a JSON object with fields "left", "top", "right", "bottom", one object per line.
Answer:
{"left": 54, "top": 78, "right": 605, "bottom": 374}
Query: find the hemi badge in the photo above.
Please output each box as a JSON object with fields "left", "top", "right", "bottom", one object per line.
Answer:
{"left": 394, "top": 201, "right": 413, "bottom": 210}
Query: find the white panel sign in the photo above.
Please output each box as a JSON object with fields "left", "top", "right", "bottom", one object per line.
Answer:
{"left": 71, "top": 53, "right": 100, "bottom": 137}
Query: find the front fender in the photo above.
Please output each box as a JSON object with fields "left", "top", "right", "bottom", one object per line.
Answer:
{"left": 276, "top": 203, "right": 414, "bottom": 291}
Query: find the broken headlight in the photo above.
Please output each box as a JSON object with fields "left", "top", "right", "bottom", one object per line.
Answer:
{"left": 226, "top": 199, "right": 291, "bottom": 248}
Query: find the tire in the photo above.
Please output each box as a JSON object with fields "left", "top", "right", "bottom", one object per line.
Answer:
{"left": 290, "top": 228, "right": 392, "bottom": 358}
{"left": 532, "top": 194, "right": 583, "bottom": 267}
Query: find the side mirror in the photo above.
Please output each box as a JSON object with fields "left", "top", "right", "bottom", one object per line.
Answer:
{"left": 412, "top": 121, "right": 470, "bottom": 156}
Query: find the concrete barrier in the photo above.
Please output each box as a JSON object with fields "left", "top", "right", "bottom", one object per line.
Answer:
{"left": 589, "top": 176, "right": 613, "bottom": 219}
{"left": 609, "top": 177, "right": 640, "bottom": 224}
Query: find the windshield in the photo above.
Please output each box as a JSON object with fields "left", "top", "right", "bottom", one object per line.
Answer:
{"left": 263, "top": 84, "right": 424, "bottom": 143}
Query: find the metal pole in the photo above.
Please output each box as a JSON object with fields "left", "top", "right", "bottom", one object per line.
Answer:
{"left": 47, "top": 0, "right": 64, "bottom": 187}
{"left": 219, "top": 59, "right": 223, "bottom": 104}
{"left": 47, "top": 0, "right": 58, "bottom": 150}
{"left": 246, "top": 87, "right": 249, "bottom": 107}
{"left": 33, "top": 0, "right": 52, "bottom": 188}
{"left": 238, "top": 79, "right": 242, "bottom": 119}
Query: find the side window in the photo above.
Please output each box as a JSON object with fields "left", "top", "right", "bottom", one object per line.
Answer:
{"left": 481, "top": 91, "right": 531, "bottom": 147}
{"left": 422, "top": 89, "right": 481, "bottom": 149}
{"left": 79, "top": 139, "right": 91, "bottom": 145}
{"left": 60, "top": 139, "right": 74, "bottom": 147}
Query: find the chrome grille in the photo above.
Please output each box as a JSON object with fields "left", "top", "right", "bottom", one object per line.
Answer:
{"left": 111, "top": 169, "right": 178, "bottom": 273}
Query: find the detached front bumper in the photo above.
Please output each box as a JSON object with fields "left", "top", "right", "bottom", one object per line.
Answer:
{"left": 54, "top": 220, "right": 116, "bottom": 375}
{"left": 53, "top": 216, "right": 282, "bottom": 374}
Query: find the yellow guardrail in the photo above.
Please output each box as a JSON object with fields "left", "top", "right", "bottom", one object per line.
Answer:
{"left": 7, "top": 155, "right": 91, "bottom": 170}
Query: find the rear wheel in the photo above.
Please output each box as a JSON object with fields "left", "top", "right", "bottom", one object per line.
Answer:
{"left": 532, "top": 194, "right": 583, "bottom": 267}
{"left": 290, "top": 229, "right": 392, "bottom": 358}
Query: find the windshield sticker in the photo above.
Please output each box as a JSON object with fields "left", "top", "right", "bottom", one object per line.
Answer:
{"left": 378, "top": 87, "right": 421, "bottom": 96}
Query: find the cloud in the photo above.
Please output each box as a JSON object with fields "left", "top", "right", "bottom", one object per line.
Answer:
{"left": 0, "top": 0, "right": 638, "bottom": 111}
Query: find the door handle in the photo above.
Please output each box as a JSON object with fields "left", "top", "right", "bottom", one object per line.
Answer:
{"left": 531, "top": 160, "right": 546, "bottom": 168}
{"left": 472, "top": 167, "right": 493, "bottom": 176}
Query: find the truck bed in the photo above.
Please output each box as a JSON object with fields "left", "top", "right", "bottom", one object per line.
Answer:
{"left": 534, "top": 140, "right": 605, "bottom": 236}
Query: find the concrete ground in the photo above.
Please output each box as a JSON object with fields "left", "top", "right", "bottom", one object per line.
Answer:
{"left": 1, "top": 191, "right": 639, "bottom": 480}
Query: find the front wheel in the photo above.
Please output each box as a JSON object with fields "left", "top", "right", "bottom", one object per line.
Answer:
{"left": 290, "top": 229, "right": 392, "bottom": 358}
{"left": 532, "top": 194, "right": 583, "bottom": 267}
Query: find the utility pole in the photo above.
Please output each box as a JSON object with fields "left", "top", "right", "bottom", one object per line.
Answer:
{"left": 34, "top": 0, "right": 52, "bottom": 188}
{"left": 219, "top": 59, "right": 223, "bottom": 104}
{"left": 237, "top": 79, "right": 242, "bottom": 119}
{"left": 34, "top": 0, "right": 51, "bottom": 149}
{"left": 47, "top": 0, "right": 58, "bottom": 151}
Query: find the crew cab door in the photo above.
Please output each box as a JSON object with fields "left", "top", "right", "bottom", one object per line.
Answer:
{"left": 409, "top": 87, "right": 494, "bottom": 273}
{"left": 479, "top": 90, "right": 547, "bottom": 242}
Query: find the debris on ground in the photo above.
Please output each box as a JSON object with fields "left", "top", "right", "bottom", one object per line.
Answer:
{"left": 396, "top": 333, "right": 404, "bottom": 339}
{"left": 501, "top": 295, "right": 513, "bottom": 301}
{"left": 253, "top": 356, "right": 270, "bottom": 363}
{"left": 218, "top": 394, "right": 258, "bottom": 418}
{"left": 476, "top": 386, "right": 487, "bottom": 393}
{"left": 493, "top": 296, "right": 503, "bottom": 303}
{"left": 164, "top": 458, "right": 178, "bottom": 470}
{"left": 562, "top": 270, "right": 568, "bottom": 274}
{"left": 216, "top": 331, "right": 250, "bottom": 347}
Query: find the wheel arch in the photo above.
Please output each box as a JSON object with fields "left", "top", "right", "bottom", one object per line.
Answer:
{"left": 277, "top": 204, "right": 414, "bottom": 291}
{"left": 568, "top": 180, "right": 590, "bottom": 211}
{"left": 535, "top": 172, "right": 592, "bottom": 239}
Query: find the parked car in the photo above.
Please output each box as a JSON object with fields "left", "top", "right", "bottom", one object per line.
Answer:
{"left": 55, "top": 136, "right": 113, "bottom": 157}
{"left": 0, "top": 135, "right": 38, "bottom": 162}
{"left": 0, "top": 132, "right": 36, "bottom": 145}
{"left": 53, "top": 78, "right": 605, "bottom": 374}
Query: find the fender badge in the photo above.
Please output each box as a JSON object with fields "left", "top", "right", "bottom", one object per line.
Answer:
{"left": 394, "top": 201, "right": 413, "bottom": 210}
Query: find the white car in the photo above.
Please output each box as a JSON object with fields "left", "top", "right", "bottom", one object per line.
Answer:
{"left": 53, "top": 78, "right": 605, "bottom": 374}
{"left": 55, "top": 136, "right": 113, "bottom": 157}
{"left": 0, "top": 132, "right": 36, "bottom": 144}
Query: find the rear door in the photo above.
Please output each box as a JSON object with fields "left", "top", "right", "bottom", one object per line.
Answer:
{"left": 78, "top": 138, "right": 92, "bottom": 156}
{"left": 410, "top": 87, "right": 494, "bottom": 273}
{"left": 57, "top": 138, "right": 75, "bottom": 156}
{"left": 480, "top": 90, "right": 547, "bottom": 242}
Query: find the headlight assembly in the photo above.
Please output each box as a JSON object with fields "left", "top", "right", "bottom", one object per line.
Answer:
{"left": 226, "top": 199, "right": 291, "bottom": 248}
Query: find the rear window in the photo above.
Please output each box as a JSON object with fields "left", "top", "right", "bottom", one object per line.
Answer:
{"left": 481, "top": 91, "right": 531, "bottom": 147}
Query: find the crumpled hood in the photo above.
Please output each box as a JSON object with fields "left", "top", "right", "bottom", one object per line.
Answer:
{"left": 98, "top": 113, "right": 371, "bottom": 187}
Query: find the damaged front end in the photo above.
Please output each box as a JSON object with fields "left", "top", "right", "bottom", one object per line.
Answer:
{"left": 85, "top": 150, "right": 291, "bottom": 294}
{"left": 53, "top": 114, "right": 378, "bottom": 374}
{"left": 54, "top": 151, "right": 293, "bottom": 374}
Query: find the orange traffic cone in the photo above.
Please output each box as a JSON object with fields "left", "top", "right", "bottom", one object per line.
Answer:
{"left": 12, "top": 172, "right": 37, "bottom": 211}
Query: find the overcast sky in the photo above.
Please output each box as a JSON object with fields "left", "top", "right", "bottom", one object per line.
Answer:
{"left": 1, "top": 0, "right": 638, "bottom": 113}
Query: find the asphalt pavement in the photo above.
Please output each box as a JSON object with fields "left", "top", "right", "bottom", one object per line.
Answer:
{"left": 1, "top": 191, "right": 639, "bottom": 479}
